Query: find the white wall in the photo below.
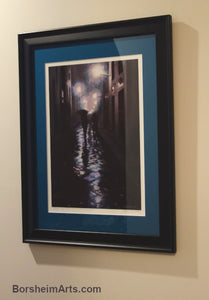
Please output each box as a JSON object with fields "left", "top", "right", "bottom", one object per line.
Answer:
{"left": 0, "top": 0, "right": 209, "bottom": 299}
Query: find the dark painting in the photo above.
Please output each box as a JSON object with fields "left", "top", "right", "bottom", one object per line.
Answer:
{"left": 47, "top": 57, "right": 142, "bottom": 211}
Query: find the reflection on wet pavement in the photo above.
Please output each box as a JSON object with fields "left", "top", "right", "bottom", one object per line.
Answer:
{"left": 73, "top": 125, "right": 106, "bottom": 208}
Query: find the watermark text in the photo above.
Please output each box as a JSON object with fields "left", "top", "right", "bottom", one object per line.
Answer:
{"left": 12, "top": 284, "right": 101, "bottom": 294}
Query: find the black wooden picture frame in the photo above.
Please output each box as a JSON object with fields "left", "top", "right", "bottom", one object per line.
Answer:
{"left": 18, "top": 15, "right": 176, "bottom": 252}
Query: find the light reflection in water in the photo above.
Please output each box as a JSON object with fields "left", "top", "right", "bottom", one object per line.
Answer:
{"left": 73, "top": 125, "right": 105, "bottom": 208}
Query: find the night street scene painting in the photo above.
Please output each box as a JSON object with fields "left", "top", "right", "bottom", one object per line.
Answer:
{"left": 46, "top": 55, "right": 144, "bottom": 215}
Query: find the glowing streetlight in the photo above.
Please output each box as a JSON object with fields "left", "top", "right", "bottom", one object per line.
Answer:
{"left": 88, "top": 89, "right": 102, "bottom": 114}
{"left": 88, "top": 63, "right": 109, "bottom": 83}
{"left": 90, "top": 64, "right": 105, "bottom": 79}
{"left": 73, "top": 82, "right": 86, "bottom": 97}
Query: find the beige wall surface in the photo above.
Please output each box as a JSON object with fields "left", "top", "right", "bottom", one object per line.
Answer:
{"left": 0, "top": 0, "right": 209, "bottom": 299}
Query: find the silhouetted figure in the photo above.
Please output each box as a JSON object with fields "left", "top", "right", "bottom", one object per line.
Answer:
{"left": 79, "top": 109, "right": 88, "bottom": 142}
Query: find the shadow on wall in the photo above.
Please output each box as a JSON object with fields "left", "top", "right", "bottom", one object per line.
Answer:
{"left": 30, "top": 22, "right": 198, "bottom": 278}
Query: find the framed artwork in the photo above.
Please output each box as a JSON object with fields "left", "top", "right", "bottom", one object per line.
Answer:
{"left": 18, "top": 15, "right": 176, "bottom": 252}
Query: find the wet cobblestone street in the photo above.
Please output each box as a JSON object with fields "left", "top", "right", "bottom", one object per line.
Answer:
{"left": 71, "top": 124, "right": 126, "bottom": 209}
